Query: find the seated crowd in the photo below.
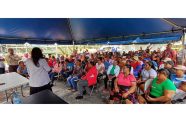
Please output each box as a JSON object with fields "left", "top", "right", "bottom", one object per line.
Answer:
{"left": 42, "top": 43, "right": 186, "bottom": 104}
{"left": 2, "top": 43, "right": 186, "bottom": 104}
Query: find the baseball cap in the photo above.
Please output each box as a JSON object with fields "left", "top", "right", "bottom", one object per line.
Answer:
{"left": 143, "top": 58, "right": 151, "bottom": 61}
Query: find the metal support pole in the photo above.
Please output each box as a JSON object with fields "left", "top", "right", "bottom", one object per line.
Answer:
{"left": 15, "top": 44, "right": 18, "bottom": 53}
{"left": 54, "top": 43, "right": 58, "bottom": 58}
{"left": 182, "top": 31, "right": 185, "bottom": 48}
{"left": 5, "top": 90, "right": 8, "bottom": 102}
{"left": 182, "top": 31, "right": 185, "bottom": 65}
{"left": 56, "top": 45, "right": 58, "bottom": 58}
{"left": 73, "top": 41, "right": 75, "bottom": 52}
{"left": 21, "top": 85, "right": 25, "bottom": 97}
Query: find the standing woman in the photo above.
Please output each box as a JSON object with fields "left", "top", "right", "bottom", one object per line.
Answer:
{"left": 25, "top": 47, "right": 52, "bottom": 95}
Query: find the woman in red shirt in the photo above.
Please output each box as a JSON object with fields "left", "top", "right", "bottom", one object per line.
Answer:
{"left": 109, "top": 64, "right": 137, "bottom": 104}
{"left": 48, "top": 54, "right": 53, "bottom": 68}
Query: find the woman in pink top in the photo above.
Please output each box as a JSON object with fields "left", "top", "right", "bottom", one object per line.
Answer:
{"left": 49, "top": 59, "right": 62, "bottom": 83}
{"left": 109, "top": 64, "right": 137, "bottom": 104}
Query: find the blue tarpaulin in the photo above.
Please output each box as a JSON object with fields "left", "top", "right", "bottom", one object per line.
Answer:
{"left": 0, "top": 18, "right": 72, "bottom": 44}
{"left": 0, "top": 18, "right": 185, "bottom": 44}
{"left": 93, "top": 36, "right": 181, "bottom": 45}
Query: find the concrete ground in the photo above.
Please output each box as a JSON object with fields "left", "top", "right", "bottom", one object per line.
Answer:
{"left": 0, "top": 80, "right": 110, "bottom": 104}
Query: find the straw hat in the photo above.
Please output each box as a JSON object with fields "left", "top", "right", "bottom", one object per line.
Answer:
{"left": 133, "top": 56, "right": 139, "bottom": 61}
{"left": 163, "top": 58, "right": 172, "bottom": 62}
{"left": 174, "top": 65, "right": 186, "bottom": 71}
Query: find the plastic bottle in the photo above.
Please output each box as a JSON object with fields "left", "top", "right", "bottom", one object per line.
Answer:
{"left": 12, "top": 91, "right": 22, "bottom": 104}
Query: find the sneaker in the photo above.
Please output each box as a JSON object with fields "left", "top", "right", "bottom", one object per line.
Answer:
{"left": 75, "top": 96, "right": 83, "bottom": 99}
{"left": 68, "top": 88, "right": 72, "bottom": 90}
{"left": 72, "top": 89, "right": 77, "bottom": 92}
{"left": 102, "top": 88, "right": 108, "bottom": 92}
{"left": 102, "top": 98, "right": 110, "bottom": 104}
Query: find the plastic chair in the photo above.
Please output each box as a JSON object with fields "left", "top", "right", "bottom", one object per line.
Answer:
{"left": 56, "top": 73, "right": 62, "bottom": 80}
{"left": 89, "top": 77, "right": 99, "bottom": 96}
{"left": 137, "top": 79, "right": 153, "bottom": 95}
{"left": 144, "top": 79, "right": 153, "bottom": 92}
{"left": 53, "top": 73, "right": 61, "bottom": 85}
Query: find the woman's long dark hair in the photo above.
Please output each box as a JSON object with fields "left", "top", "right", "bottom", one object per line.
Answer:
{"left": 31, "top": 47, "right": 44, "bottom": 67}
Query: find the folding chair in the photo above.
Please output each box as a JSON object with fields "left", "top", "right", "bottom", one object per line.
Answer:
{"left": 53, "top": 72, "right": 61, "bottom": 85}
{"left": 89, "top": 82, "right": 98, "bottom": 96}
{"left": 89, "top": 74, "right": 106, "bottom": 96}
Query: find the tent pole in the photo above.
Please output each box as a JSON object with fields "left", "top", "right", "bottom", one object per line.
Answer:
{"left": 0, "top": 44, "right": 2, "bottom": 52}
{"left": 182, "top": 29, "right": 185, "bottom": 65}
{"left": 73, "top": 41, "right": 75, "bottom": 52}
{"left": 56, "top": 45, "right": 57, "bottom": 58}
{"left": 67, "top": 18, "right": 75, "bottom": 49}
{"left": 182, "top": 28, "right": 185, "bottom": 47}
{"left": 54, "top": 43, "right": 58, "bottom": 58}
{"left": 15, "top": 44, "right": 17, "bottom": 53}
{"left": 161, "top": 18, "right": 181, "bottom": 28}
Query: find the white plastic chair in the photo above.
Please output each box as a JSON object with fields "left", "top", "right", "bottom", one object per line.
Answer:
{"left": 53, "top": 72, "right": 61, "bottom": 85}
{"left": 137, "top": 79, "right": 153, "bottom": 95}
{"left": 144, "top": 79, "right": 153, "bottom": 93}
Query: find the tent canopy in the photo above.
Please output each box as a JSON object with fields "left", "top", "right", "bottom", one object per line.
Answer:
{"left": 165, "top": 18, "right": 186, "bottom": 28}
{"left": 0, "top": 18, "right": 184, "bottom": 44}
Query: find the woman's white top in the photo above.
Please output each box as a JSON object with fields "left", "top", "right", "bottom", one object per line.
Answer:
{"left": 25, "top": 58, "right": 51, "bottom": 87}
{"left": 141, "top": 68, "right": 157, "bottom": 81}
{"left": 96, "top": 63, "right": 105, "bottom": 74}
{"left": 107, "top": 65, "right": 120, "bottom": 77}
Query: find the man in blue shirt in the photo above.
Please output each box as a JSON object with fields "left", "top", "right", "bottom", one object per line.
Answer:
{"left": 103, "top": 57, "right": 111, "bottom": 71}
{"left": 61, "top": 59, "right": 74, "bottom": 79}
{"left": 17, "top": 61, "right": 28, "bottom": 77}
{"left": 170, "top": 65, "right": 186, "bottom": 88}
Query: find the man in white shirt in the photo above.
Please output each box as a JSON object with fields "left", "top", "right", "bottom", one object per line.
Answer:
{"left": 172, "top": 81, "right": 186, "bottom": 104}
{"left": 177, "top": 45, "right": 186, "bottom": 65}
{"left": 0, "top": 56, "right": 5, "bottom": 74}
{"left": 5, "top": 48, "right": 21, "bottom": 72}
{"left": 96, "top": 57, "right": 107, "bottom": 84}
{"left": 106, "top": 60, "right": 120, "bottom": 90}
